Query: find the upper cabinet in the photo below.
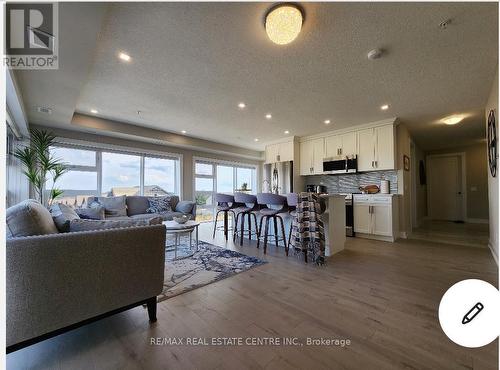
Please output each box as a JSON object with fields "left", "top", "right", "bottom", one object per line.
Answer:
{"left": 357, "top": 124, "right": 395, "bottom": 171}
{"left": 299, "top": 120, "right": 397, "bottom": 176}
{"left": 264, "top": 140, "right": 294, "bottom": 164}
{"left": 325, "top": 132, "right": 357, "bottom": 158}
{"left": 300, "top": 138, "right": 324, "bottom": 175}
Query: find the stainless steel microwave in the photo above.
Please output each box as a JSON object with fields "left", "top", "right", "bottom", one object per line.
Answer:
{"left": 323, "top": 155, "right": 357, "bottom": 174}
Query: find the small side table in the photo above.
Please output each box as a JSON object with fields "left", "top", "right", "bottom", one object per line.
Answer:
{"left": 163, "top": 220, "right": 200, "bottom": 259}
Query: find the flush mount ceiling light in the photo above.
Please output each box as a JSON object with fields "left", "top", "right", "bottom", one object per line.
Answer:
{"left": 441, "top": 114, "right": 466, "bottom": 125}
{"left": 90, "top": 109, "right": 98, "bottom": 114}
{"left": 284, "top": 130, "right": 290, "bottom": 134}
{"left": 266, "top": 113, "right": 272, "bottom": 119}
{"left": 265, "top": 4, "right": 304, "bottom": 45}
{"left": 380, "top": 104, "right": 389, "bottom": 110}
{"left": 118, "top": 52, "right": 131, "bottom": 62}
{"left": 254, "top": 138, "right": 259, "bottom": 142}
{"left": 238, "top": 102, "right": 246, "bottom": 109}
{"left": 181, "top": 130, "right": 187, "bottom": 134}
{"left": 324, "top": 119, "right": 331, "bottom": 125}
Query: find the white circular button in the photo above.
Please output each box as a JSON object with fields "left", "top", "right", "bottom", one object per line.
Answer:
{"left": 438, "top": 279, "right": 500, "bottom": 348}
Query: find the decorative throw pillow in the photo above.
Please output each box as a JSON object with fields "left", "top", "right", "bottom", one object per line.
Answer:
{"left": 89, "top": 196, "right": 127, "bottom": 217}
{"left": 146, "top": 196, "right": 173, "bottom": 214}
{"left": 7, "top": 199, "right": 59, "bottom": 238}
{"left": 75, "top": 206, "right": 105, "bottom": 220}
{"left": 69, "top": 217, "right": 160, "bottom": 232}
{"left": 50, "top": 203, "right": 80, "bottom": 232}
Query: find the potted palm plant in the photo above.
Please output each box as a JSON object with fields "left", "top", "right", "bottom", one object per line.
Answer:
{"left": 14, "top": 128, "right": 68, "bottom": 207}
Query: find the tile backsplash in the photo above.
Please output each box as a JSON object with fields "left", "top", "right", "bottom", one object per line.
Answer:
{"left": 305, "top": 170, "right": 398, "bottom": 194}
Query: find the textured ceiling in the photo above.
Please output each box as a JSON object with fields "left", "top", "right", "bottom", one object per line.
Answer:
{"left": 16, "top": 2, "right": 498, "bottom": 151}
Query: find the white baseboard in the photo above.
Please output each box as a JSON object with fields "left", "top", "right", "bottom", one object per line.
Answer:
{"left": 488, "top": 240, "right": 498, "bottom": 266}
{"left": 466, "top": 218, "right": 489, "bottom": 224}
{"left": 399, "top": 231, "right": 408, "bottom": 239}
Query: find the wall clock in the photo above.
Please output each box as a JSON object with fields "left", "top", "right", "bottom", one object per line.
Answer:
{"left": 487, "top": 109, "right": 497, "bottom": 177}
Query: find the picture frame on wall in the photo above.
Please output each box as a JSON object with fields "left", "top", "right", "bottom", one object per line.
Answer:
{"left": 404, "top": 155, "right": 410, "bottom": 171}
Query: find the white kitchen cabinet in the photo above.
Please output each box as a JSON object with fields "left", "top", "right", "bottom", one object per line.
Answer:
{"left": 353, "top": 203, "right": 371, "bottom": 234}
{"left": 312, "top": 138, "right": 325, "bottom": 174}
{"left": 372, "top": 204, "right": 392, "bottom": 236}
{"left": 357, "top": 128, "right": 375, "bottom": 171}
{"left": 353, "top": 194, "right": 398, "bottom": 241}
{"left": 374, "top": 125, "right": 395, "bottom": 170}
{"left": 299, "top": 138, "right": 324, "bottom": 175}
{"left": 325, "top": 135, "right": 342, "bottom": 158}
{"left": 325, "top": 132, "right": 357, "bottom": 158}
{"left": 356, "top": 124, "right": 395, "bottom": 171}
{"left": 265, "top": 141, "right": 294, "bottom": 164}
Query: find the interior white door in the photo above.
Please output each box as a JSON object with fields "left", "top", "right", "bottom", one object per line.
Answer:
{"left": 312, "top": 138, "right": 325, "bottom": 174}
{"left": 299, "top": 141, "right": 313, "bottom": 175}
{"left": 357, "top": 129, "right": 374, "bottom": 171}
{"left": 354, "top": 204, "right": 371, "bottom": 233}
{"left": 325, "top": 135, "right": 342, "bottom": 158}
{"left": 372, "top": 204, "right": 392, "bottom": 236}
{"left": 375, "top": 125, "right": 395, "bottom": 170}
{"left": 427, "top": 155, "right": 463, "bottom": 221}
{"left": 341, "top": 132, "right": 357, "bottom": 156}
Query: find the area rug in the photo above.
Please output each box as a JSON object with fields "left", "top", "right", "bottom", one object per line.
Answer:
{"left": 158, "top": 238, "right": 267, "bottom": 302}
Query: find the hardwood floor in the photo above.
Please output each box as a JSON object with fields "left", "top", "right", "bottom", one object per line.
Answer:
{"left": 7, "top": 223, "right": 498, "bottom": 370}
{"left": 410, "top": 219, "right": 489, "bottom": 249}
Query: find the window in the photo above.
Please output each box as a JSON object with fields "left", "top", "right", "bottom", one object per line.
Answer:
{"left": 144, "top": 157, "right": 177, "bottom": 196}
{"left": 194, "top": 158, "right": 257, "bottom": 222}
{"left": 47, "top": 144, "right": 181, "bottom": 206}
{"left": 47, "top": 146, "right": 99, "bottom": 207}
{"left": 102, "top": 152, "right": 141, "bottom": 196}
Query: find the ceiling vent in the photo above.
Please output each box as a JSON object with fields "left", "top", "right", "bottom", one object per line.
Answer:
{"left": 36, "top": 106, "right": 52, "bottom": 114}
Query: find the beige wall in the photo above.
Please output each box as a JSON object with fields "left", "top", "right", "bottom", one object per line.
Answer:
{"left": 427, "top": 143, "right": 489, "bottom": 221}
{"left": 485, "top": 67, "right": 498, "bottom": 264}
{"left": 397, "top": 123, "right": 411, "bottom": 237}
{"left": 32, "top": 125, "right": 263, "bottom": 200}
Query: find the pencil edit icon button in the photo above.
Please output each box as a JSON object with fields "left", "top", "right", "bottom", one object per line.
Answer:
{"left": 462, "top": 302, "right": 484, "bottom": 325}
{"left": 439, "top": 279, "right": 500, "bottom": 348}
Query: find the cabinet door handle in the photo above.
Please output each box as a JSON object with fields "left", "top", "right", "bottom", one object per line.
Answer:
{"left": 374, "top": 160, "right": 377, "bottom": 167}
{"left": 371, "top": 161, "right": 374, "bottom": 168}
{"left": 339, "top": 148, "right": 342, "bottom": 155}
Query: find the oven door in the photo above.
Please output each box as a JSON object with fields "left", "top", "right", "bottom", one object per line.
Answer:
{"left": 323, "top": 158, "right": 347, "bottom": 173}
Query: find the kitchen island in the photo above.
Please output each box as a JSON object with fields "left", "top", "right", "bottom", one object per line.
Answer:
{"left": 319, "top": 194, "right": 346, "bottom": 256}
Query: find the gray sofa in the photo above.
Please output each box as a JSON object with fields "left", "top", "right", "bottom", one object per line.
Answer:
{"left": 6, "top": 199, "right": 166, "bottom": 353}
{"left": 87, "top": 195, "right": 197, "bottom": 221}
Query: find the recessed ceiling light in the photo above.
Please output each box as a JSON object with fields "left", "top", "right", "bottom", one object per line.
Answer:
{"left": 381, "top": 104, "right": 389, "bottom": 110}
{"left": 181, "top": 130, "right": 187, "bottom": 134}
{"left": 265, "top": 113, "right": 272, "bottom": 119}
{"left": 441, "top": 114, "right": 466, "bottom": 125}
{"left": 118, "top": 52, "right": 131, "bottom": 62}
{"left": 284, "top": 130, "right": 290, "bottom": 134}
{"left": 238, "top": 102, "right": 246, "bottom": 109}
{"left": 324, "top": 119, "right": 331, "bottom": 125}
{"left": 265, "top": 4, "right": 303, "bottom": 45}
{"left": 254, "top": 138, "right": 259, "bottom": 142}
{"left": 90, "top": 109, "right": 98, "bottom": 114}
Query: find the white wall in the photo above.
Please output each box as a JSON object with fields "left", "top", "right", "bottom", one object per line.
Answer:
{"left": 6, "top": 130, "right": 30, "bottom": 207}
{"left": 485, "top": 67, "right": 498, "bottom": 264}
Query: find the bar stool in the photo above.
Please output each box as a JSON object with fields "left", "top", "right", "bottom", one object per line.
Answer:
{"left": 256, "top": 193, "right": 288, "bottom": 255}
{"left": 213, "top": 193, "right": 236, "bottom": 241}
{"left": 286, "top": 193, "right": 299, "bottom": 251}
{"left": 233, "top": 193, "right": 259, "bottom": 246}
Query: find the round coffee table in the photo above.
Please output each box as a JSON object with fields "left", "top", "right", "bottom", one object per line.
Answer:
{"left": 163, "top": 220, "right": 200, "bottom": 260}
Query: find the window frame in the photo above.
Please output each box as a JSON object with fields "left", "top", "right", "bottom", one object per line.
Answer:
{"left": 49, "top": 138, "right": 182, "bottom": 199}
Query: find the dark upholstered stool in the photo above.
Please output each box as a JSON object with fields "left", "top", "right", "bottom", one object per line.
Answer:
{"left": 233, "top": 193, "right": 259, "bottom": 246}
{"left": 213, "top": 194, "right": 236, "bottom": 240}
{"left": 286, "top": 193, "right": 299, "bottom": 252}
{"left": 256, "top": 193, "right": 288, "bottom": 255}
